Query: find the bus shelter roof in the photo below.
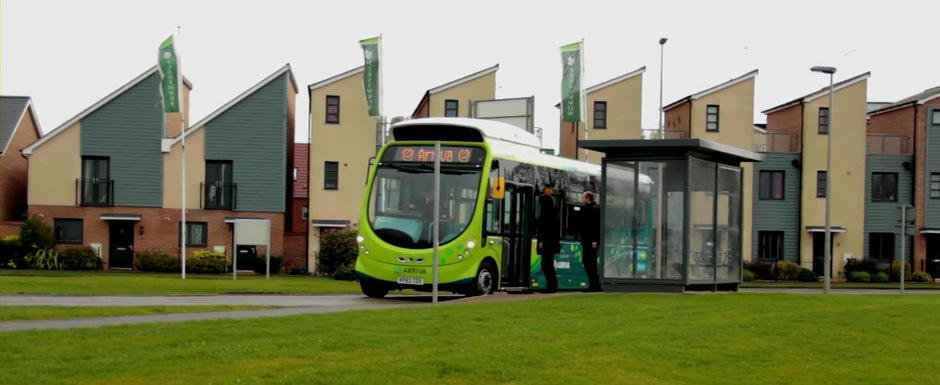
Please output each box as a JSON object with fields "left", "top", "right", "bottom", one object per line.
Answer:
{"left": 578, "top": 138, "right": 764, "bottom": 164}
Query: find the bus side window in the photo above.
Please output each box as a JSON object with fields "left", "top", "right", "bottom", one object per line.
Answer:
{"left": 484, "top": 198, "right": 501, "bottom": 235}
{"left": 562, "top": 203, "right": 583, "bottom": 241}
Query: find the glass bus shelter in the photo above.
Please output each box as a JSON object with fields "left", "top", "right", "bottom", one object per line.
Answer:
{"left": 579, "top": 138, "right": 763, "bottom": 292}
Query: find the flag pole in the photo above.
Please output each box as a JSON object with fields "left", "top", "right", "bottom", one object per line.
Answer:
{"left": 177, "top": 27, "right": 187, "bottom": 280}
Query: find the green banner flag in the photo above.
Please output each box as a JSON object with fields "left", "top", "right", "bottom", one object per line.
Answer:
{"left": 360, "top": 36, "right": 381, "bottom": 117}
{"left": 560, "top": 41, "right": 584, "bottom": 123}
{"left": 158, "top": 35, "right": 181, "bottom": 113}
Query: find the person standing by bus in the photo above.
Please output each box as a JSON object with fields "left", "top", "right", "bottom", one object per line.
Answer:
{"left": 537, "top": 186, "right": 559, "bottom": 293}
{"left": 581, "top": 191, "right": 602, "bottom": 292}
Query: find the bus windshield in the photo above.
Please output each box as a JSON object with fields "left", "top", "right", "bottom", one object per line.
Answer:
{"left": 368, "top": 160, "right": 484, "bottom": 249}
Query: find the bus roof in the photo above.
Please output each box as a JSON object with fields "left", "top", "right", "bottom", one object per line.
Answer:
{"left": 391, "top": 118, "right": 601, "bottom": 176}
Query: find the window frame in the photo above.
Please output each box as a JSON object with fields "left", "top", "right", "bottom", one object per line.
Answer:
{"left": 444, "top": 99, "right": 459, "bottom": 117}
{"left": 593, "top": 101, "right": 607, "bottom": 129}
{"left": 179, "top": 221, "right": 208, "bottom": 247}
{"left": 53, "top": 218, "right": 83, "bottom": 244}
{"left": 871, "top": 172, "right": 898, "bottom": 202}
{"left": 705, "top": 105, "right": 720, "bottom": 132}
{"left": 758, "top": 231, "right": 784, "bottom": 262}
{"left": 324, "top": 161, "right": 339, "bottom": 190}
{"left": 817, "top": 171, "right": 827, "bottom": 197}
{"left": 868, "top": 233, "right": 895, "bottom": 261}
{"left": 325, "top": 95, "right": 340, "bottom": 124}
{"left": 931, "top": 109, "right": 940, "bottom": 126}
{"left": 931, "top": 173, "right": 940, "bottom": 199}
{"left": 818, "top": 107, "right": 829, "bottom": 134}
{"left": 301, "top": 206, "right": 309, "bottom": 221}
{"left": 758, "top": 170, "right": 785, "bottom": 200}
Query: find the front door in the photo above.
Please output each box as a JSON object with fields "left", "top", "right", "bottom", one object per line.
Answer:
{"left": 812, "top": 232, "right": 833, "bottom": 276}
{"left": 501, "top": 182, "right": 534, "bottom": 288}
{"left": 109, "top": 221, "right": 135, "bottom": 269}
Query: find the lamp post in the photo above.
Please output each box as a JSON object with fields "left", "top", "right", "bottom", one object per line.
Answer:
{"left": 658, "top": 38, "right": 667, "bottom": 139}
{"left": 811, "top": 65, "right": 836, "bottom": 294}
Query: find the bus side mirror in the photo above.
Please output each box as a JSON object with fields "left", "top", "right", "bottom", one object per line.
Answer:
{"left": 489, "top": 177, "right": 506, "bottom": 199}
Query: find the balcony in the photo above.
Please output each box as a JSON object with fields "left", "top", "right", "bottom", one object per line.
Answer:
{"left": 202, "top": 182, "right": 237, "bottom": 210}
{"left": 867, "top": 134, "right": 911, "bottom": 155}
{"left": 77, "top": 179, "right": 114, "bottom": 206}
{"left": 641, "top": 129, "right": 690, "bottom": 139}
{"left": 757, "top": 132, "right": 799, "bottom": 153}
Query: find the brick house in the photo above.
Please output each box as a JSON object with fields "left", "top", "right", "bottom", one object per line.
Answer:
{"left": 0, "top": 96, "right": 43, "bottom": 236}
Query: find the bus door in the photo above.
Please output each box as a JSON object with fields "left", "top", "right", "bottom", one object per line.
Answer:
{"left": 501, "top": 182, "right": 534, "bottom": 290}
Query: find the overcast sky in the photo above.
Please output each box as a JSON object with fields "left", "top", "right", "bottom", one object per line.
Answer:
{"left": 3, "top": 0, "right": 939, "bottom": 151}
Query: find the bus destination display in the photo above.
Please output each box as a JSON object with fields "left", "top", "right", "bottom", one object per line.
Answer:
{"left": 384, "top": 146, "right": 485, "bottom": 164}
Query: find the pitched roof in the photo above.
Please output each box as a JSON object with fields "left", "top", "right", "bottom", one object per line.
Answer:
{"left": 1, "top": 96, "right": 40, "bottom": 155}
{"left": 585, "top": 66, "right": 646, "bottom": 93}
{"left": 293, "top": 143, "right": 309, "bottom": 198}
{"left": 412, "top": 64, "right": 499, "bottom": 117}
{"left": 22, "top": 66, "right": 160, "bottom": 155}
{"left": 173, "top": 64, "right": 296, "bottom": 144}
{"left": 762, "top": 71, "right": 871, "bottom": 115}
{"left": 868, "top": 85, "right": 940, "bottom": 116}
{"left": 307, "top": 66, "right": 363, "bottom": 91}
{"left": 663, "top": 69, "right": 758, "bottom": 111}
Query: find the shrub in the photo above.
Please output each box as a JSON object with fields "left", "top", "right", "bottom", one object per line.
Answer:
{"left": 872, "top": 271, "right": 889, "bottom": 283}
{"left": 744, "top": 261, "right": 774, "bottom": 280}
{"left": 847, "top": 271, "right": 871, "bottom": 283}
{"left": 26, "top": 248, "right": 61, "bottom": 270}
{"left": 771, "top": 261, "right": 802, "bottom": 281}
{"left": 188, "top": 250, "right": 226, "bottom": 274}
{"left": 252, "top": 254, "right": 283, "bottom": 275}
{"left": 60, "top": 246, "right": 100, "bottom": 270}
{"left": 742, "top": 269, "right": 755, "bottom": 282}
{"left": 19, "top": 216, "right": 53, "bottom": 252}
{"left": 911, "top": 271, "right": 933, "bottom": 283}
{"left": 135, "top": 249, "right": 179, "bottom": 272}
{"left": 318, "top": 230, "right": 358, "bottom": 277}
{"left": 843, "top": 258, "right": 879, "bottom": 277}
{"left": 889, "top": 261, "right": 913, "bottom": 282}
{"left": 332, "top": 264, "right": 357, "bottom": 281}
{"left": 0, "top": 235, "right": 25, "bottom": 269}
{"left": 797, "top": 268, "right": 818, "bottom": 282}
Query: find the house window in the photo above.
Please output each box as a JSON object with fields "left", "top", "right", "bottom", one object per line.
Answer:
{"left": 932, "top": 110, "right": 940, "bottom": 125}
{"left": 301, "top": 206, "right": 309, "bottom": 220}
{"left": 444, "top": 99, "right": 459, "bottom": 117}
{"left": 706, "top": 105, "right": 719, "bottom": 131}
{"left": 869, "top": 233, "right": 894, "bottom": 261}
{"left": 205, "top": 160, "right": 234, "bottom": 210}
{"left": 179, "top": 222, "right": 207, "bottom": 247}
{"left": 324, "top": 161, "right": 338, "bottom": 190}
{"left": 758, "top": 231, "right": 784, "bottom": 262}
{"left": 930, "top": 173, "right": 940, "bottom": 199}
{"left": 817, "top": 171, "right": 827, "bottom": 197}
{"left": 81, "top": 157, "right": 111, "bottom": 206}
{"left": 758, "top": 170, "right": 785, "bottom": 200}
{"left": 53, "top": 218, "right": 83, "bottom": 244}
{"left": 871, "top": 172, "right": 898, "bottom": 202}
{"left": 326, "top": 95, "right": 340, "bottom": 124}
{"left": 293, "top": 168, "right": 298, "bottom": 181}
{"left": 593, "top": 101, "right": 607, "bottom": 129}
{"left": 818, "top": 107, "right": 829, "bottom": 134}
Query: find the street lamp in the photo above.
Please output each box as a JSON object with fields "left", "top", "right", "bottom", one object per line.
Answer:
{"left": 811, "top": 65, "right": 836, "bottom": 294}
{"left": 658, "top": 38, "right": 668, "bottom": 139}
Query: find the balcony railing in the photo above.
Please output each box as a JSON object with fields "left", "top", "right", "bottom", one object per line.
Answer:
{"left": 77, "top": 178, "right": 114, "bottom": 206}
{"left": 867, "top": 134, "right": 911, "bottom": 155}
{"left": 641, "top": 129, "right": 690, "bottom": 139}
{"left": 759, "top": 132, "right": 799, "bottom": 153}
{"left": 202, "top": 182, "right": 237, "bottom": 210}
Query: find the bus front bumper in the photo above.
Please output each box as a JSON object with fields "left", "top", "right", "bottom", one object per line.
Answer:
{"left": 354, "top": 255, "right": 479, "bottom": 291}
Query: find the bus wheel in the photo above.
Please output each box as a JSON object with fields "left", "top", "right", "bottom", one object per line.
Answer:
{"left": 360, "top": 278, "right": 389, "bottom": 298}
{"left": 465, "top": 261, "right": 496, "bottom": 297}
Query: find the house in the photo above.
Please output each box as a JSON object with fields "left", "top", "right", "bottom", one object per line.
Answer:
{"left": 867, "top": 85, "right": 940, "bottom": 276}
{"left": 0, "top": 96, "right": 43, "bottom": 236}
{"left": 284, "top": 142, "right": 309, "bottom": 270}
{"left": 411, "top": 65, "right": 498, "bottom": 119}
{"left": 22, "top": 64, "right": 297, "bottom": 269}
{"left": 307, "top": 67, "right": 378, "bottom": 272}
{"left": 757, "top": 72, "right": 870, "bottom": 277}
{"left": 558, "top": 66, "right": 644, "bottom": 163}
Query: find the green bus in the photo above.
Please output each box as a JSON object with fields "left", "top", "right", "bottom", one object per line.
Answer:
{"left": 354, "top": 118, "right": 649, "bottom": 297}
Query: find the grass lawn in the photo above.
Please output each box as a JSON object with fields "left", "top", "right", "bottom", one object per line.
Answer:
{"left": 742, "top": 281, "right": 940, "bottom": 289}
{"left": 0, "top": 270, "right": 360, "bottom": 295}
{"left": 2, "top": 293, "right": 938, "bottom": 385}
{"left": 0, "top": 305, "right": 277, "bottom": 322}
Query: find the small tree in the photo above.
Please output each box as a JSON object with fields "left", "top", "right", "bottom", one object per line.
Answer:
{"left": 20, "top": 215, "right": 54, "bottom": 252}
{"left": 317, "top": 229, "right": 357, "bottom": 277}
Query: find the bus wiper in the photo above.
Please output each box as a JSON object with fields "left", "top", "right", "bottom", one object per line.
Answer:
{"left": 384, "top": 163, "right": 426, "bottom": 174}
{"left": 416, "top": 163, "right": 478, "bottom": 175}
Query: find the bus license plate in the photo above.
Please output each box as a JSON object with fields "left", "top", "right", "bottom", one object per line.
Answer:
{"left": 397, "top": 277, "right": 424, "bottom": 285}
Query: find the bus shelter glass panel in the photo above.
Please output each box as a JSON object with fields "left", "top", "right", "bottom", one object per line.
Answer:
{"left": 603, "top": 159, "right": 685, "bottom": 280}
{"left": 717, "top": 165, "right": 742, "bottom": 282}
{"left": 689, "top": 158, "right": 716, "bottom": 282}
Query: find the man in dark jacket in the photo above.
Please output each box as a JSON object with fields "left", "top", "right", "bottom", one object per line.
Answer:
{"left": 580, "top": 191, "right": 602, "bottom": 292}
{"left": 536, "top": 187, "right": 560, "bottom": 293}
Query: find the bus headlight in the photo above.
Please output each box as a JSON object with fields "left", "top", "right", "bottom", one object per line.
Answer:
{"left": 356, "top": 235, "right": 365, "bottom": 243}
{"left": 466, "top": 240, "right": 476, "bottom": 249}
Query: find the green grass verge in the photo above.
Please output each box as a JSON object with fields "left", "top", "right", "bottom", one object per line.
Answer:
{"left": 0, "top": 270, "right": 360, "bottom": 295}
{"left": 742, "top": 281, "right": 940, "bottom": 289}
{"left": 2, "top": 293, "right": 938, "bottom": 384}
{"left": 0, "top": 305, "right": 277, "bottom": 322}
